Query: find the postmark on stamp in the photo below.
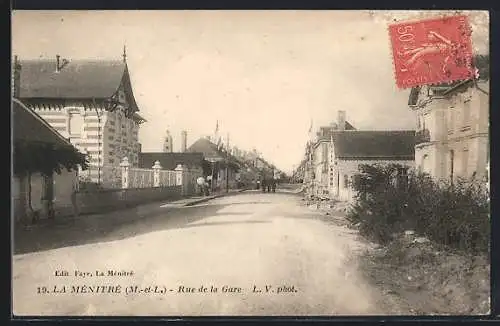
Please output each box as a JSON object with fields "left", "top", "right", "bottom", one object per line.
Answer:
{"left": 389, "top": 15, "right": 475, "bottom": 89}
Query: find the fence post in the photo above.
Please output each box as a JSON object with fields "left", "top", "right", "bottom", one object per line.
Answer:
{"left": 153, "top": 160, "right": 162, "bottom": 187}
{"left": 175, "top": 164, "right": 186, "bottom": 196}
{"left": 120, "top": 157, "right": 130, "bottom": 189}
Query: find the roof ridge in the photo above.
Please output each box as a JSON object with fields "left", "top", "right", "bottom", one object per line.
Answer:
{"left": 19, "top": 59, "right": 129, "bottom": 100}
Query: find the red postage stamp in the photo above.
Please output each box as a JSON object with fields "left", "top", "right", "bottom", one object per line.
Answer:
{"left": 389, "top": 15, "right": 475, "bottom": 89}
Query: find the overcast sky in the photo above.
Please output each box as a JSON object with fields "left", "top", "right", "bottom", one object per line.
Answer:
{"left": 11, "top": 10, "right": 488, "bottom": 173}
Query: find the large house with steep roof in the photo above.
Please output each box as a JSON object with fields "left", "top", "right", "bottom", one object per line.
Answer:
{"left": 14, "top": 52, "right": 146, "bottom": 187}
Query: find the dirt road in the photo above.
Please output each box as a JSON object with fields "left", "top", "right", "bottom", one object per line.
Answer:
{"left": 13, "top": 192, "right": 393, "bottom": 316}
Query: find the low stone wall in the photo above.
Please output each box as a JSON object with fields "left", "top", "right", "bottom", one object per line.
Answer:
{"left": 54, "top": 186, "right": 183, "bottom": 217}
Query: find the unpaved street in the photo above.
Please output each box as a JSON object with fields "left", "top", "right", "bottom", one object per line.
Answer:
{"left": 13, "top": 191, "right": 390, "bottom": 316}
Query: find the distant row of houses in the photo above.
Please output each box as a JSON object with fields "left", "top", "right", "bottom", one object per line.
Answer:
{"left": 12, "top": 50, "right": 280, "bottom": 223}
{"left": 296, "top": 55, "right": 489, "bottom": 202}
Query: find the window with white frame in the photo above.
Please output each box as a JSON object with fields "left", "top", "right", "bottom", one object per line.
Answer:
{"left": 448, "top": 106, "right": 455, "bottom": 133}
{"left": 422, "top": 112, "right": 432, "bottom": 140}
{"left": 462, "top": 98, "right": 471, "bottom": 129}
{"left": 68, "top": 111, "right": 84, "bottom": 136}
{"left": 421, "top": 154, "right": 429, "bottom": 174}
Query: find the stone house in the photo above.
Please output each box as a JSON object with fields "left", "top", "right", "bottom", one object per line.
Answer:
{"left": 14, "top": 51, "right": 146, "bottom": 188}
{"left": 307, "top": 111, "right": 415, "bottom": 201}
{"left": 407, "top": 55, "right": 489, "bottom": 184}
{"left": 310, "top": 130, "right": 415, "bottom": 201}
{"left": 187, "top": 137, "right": 241, "bottom": 191}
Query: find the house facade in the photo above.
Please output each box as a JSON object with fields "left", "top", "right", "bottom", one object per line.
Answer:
{"left": 15, "top": 53, "right": 146, "bottom": 188}
{"left": 306, "top": 111, "right": 415, "bottom": 201}
{"left": 187, "top": 137, "right": 241, "bottom": 191}
{"left": 408, "top": 55, "right": 489, "bottom": 184}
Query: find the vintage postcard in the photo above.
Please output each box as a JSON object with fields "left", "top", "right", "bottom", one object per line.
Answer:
{"left": 11, "top": 10, "right": 490, "bottom": 317}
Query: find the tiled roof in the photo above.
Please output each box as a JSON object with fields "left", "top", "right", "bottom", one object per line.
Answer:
{"left": 334, "top": 130, "right": 415, "bottom": 160}
{"left": 187, "top": 138, "right": 225, "bottom": 161}
{"left": 138, "top": 152, "right": 205, "bottom": 170}
{"left": 345, "top": 121, "right": 356, "bottom": 130}
{"left": 187, "top": 138, "right": 244, "bottom": 170}
{"left": 19, "top": 59, "right": 127, "bottom": 99}
{"left": 316, "top": 130, "right": 415, "bottom": 160}
{"left": 408, "top": 86, "right": 421, "bottom": 106}
{"left": 13, "top": 98, "right": 73, "bottom": 147}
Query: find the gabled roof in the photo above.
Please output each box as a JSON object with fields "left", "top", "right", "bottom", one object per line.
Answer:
{"left": 18, "top": 59, "right": 140, "bottom": 113}
{"left": 13, "top": 98, "right": 73, "bottom": 147}
{"left": 187, "top": 138, "right": 225, "bottom": 161}
{"left": 187, "top": 138, "right": 244, "bottom": 170}
{"left": 138, "top": 152, "right": 205, "bottom": 170}
{"left": 333, "top": 130, "right": 415, "bottom": 160}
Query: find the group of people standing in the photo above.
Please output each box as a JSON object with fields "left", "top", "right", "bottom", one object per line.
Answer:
{"left": 197, "top": 175, "right": 278, "bottom": 196}
{"left": 258, "top": 178, "right": 277, "bottom": 193}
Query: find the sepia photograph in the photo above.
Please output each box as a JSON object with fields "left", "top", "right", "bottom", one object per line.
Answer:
{"left": 11, "top": 10, "right": 490, "bottom": 316}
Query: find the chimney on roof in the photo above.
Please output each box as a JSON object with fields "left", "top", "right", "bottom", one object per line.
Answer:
{"left": 12, "top": 55, "right": 21, "bottom": 98}
{"left": 337, "top": 110, "right": 346, "bottom": 131}
{"left": 181, "top": 130, "right": 187, "bottom": 152}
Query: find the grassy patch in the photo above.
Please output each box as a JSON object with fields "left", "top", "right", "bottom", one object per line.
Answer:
{"left": 359, "top": 234, "right": 490, "bottom": 315}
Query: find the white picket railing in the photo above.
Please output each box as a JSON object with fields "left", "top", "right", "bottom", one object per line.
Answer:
{"left": 80, "top": 158, "right": 200, "bottom": 197}
{"left": 129, "top": 168, "right": 155, "bottom": 189}
{"left": 159, "top": 170, "right": 177, "bottom": 187}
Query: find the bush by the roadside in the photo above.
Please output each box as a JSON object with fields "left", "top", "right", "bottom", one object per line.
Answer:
{"left": 347, "top": 164, "right": 490, "bottom": 254}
